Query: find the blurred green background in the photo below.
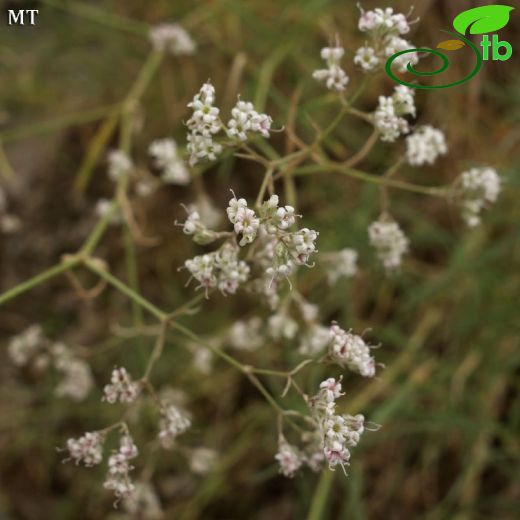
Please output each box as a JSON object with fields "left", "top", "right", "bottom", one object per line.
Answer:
{"left": 0, "top": 1, "right": 519, "bottom": 519}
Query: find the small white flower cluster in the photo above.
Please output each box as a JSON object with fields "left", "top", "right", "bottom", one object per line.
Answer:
{"left": 103, "top": 434, "right": 139, "bottom": 501}
{"left": 227, "top": 99, "right": 273, "bottom": 141}
{"left": 257, "top": 194, "right": 319, "bottom": 281}
{"left": 107, "top": 150, "right": 133, "bottom": 182}
{"left": 329, "top": 323, "right": 377, "bottom": 378}
{"left": 149, "top": 23, "right": 196, "bottom": 55}
{"left": 356, "top": 7, "right": 418, "bottom": 73}
{"left": 384, "top": 35, "right": 420, "bottom": 73}
{"left": 189, "top": 447, "right": 218, "bottom": 474}
{"left": 186, "top": 82, "right": 222, "bottom": 166}
{"left": 8, "top": 326, "right": 93, "bottom": 401}
{"left": 184, "top": 242, "right": 250, "bottom": 296}
{"left": 176, "top": 204, "right": 221, "bottom": 245}
{"left": 353, "top": 46, "right": 380, "bottom": 72}
{"left": 148, "top": 138, "right": 190, "bottom": 185}
{"left": 300, "top": 323, "right": 330, "bottom": 357}
{"left": 274, "top": 430, "right": 327, "bottom": 477}
{"left": 159, "top": 404, "right": 191, "bottom": 449}
{"left": 192, "top": 344, "right": 213, "bottom": 374}
{"left": 307, "top": 378, "right": 375, "bottom": 473}
{"left": 229, "top": 316, "right": 264, "bottom": 351}
{"left": 358, "top": 6, "right": 411, "bottom": 34}
{"left": 181, "top": 193, "right": 318, "bottom": 301}
{"left": 53, "top": 343, "right": 94, "bottom": 402}
{"left": 123, "top": 482, "right": 162, "bottom": 519}
{"left": 368, "top": 217, "right": 409, "bottom": 271}
{"left": 322, "top": 248, "right": 359, "bottom": 284}
{"left": 374, "top": 85, "right": 416, "bottom": 142}
{"left": 65, "top": 427, "right": 139, "bottom": 503}
{"left": 186, "top": 82, "right": 272, "bottom": 166}
{"left": 268, "top": 311, "right": 299, "bottom": 340}
{"left": 284, "top": 297, "right": 329, "bottom": 357}
{"left": 406, "top": 125, "right": 448, "bottom": 166}
{"left": 8, "top": 324, "right": 45, "bottom": 367}
{"left": 313, "top": 46, "right": 349, "bottom": 92}
{"left": 103, "top": 367, "right": 141, "bottom": 404}
{"left": 66, "top": 431, "right": 105, "bottom": 467}
{"left": 227, "top": 193, "right": 260, "bottom": 246}
{"left": 458, "top": 167, "right": 501, "bottom": 227}
{"left": 275, "top": 437, "right": 303, "bottom": 477}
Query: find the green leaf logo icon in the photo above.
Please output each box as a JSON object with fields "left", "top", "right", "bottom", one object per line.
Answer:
{"left": 453, "top": 5, "right": 514, "bottom": 35}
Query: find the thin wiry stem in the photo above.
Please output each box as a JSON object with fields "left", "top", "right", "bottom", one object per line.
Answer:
{"left": 0, "top": 257, "right": 81, "bottom": 306}
{"left": 83, "top": 257, "right": 167, "bottom": 322}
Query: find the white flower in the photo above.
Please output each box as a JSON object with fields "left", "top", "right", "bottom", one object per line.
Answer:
{"left": 103, "top": 367, "right": 140, "bottom": 404}
{"left": 108, "top": 150, "right": 132, "bottom": 182}
{"left": 291, "top": 227, "right": 319, "bottom": 265}
{"left": 275, "top": 438, "right": 303, "bottom": 478}
{"left": 329, "top": 323, "right": 377, "bottom": 378}
{"left": 227, "top": 99, "right": 273, "bottom": 140}
{"left": 104, "top": 434, "right": 139, "bottom": 501}
{"left": 227, "top": 193, "right": 259, "bottom": 246}
{"left": 268, "top": 312, "right": 298, "bottom": 340}
{"left": 385, "top": 37, "right": 419, "bottom": 73}
{"left": 187, "top": 83, "right": 220, "bottom": 136}
{"left": 313, "top": 45, "right": 349, "bottom": 92}
{"left": 190, "top": 447, "right": 218, "bottom": 474}
{"left": 392, "top": 85, "right": 416, "bottom": 117}
{"left": 123, "top": 482, "right": 162, "bottom": 519}
{"left": 226, "top": 193, "right": 248, "bottom": 224}
{"left": 186, "top": 82, "right": 223, "bottom": 166}
{"left": 354, "top": 46, "right": 380, "bottom": 72}
{"left": 274, "top": 205, "right": 296, "bottom": 230}
{"left": 149, "top": 138, "right": 190, "bottom": 185}
{"left": 186, "top": 134, "right": 223, "bottom": 166}
{"left": 325, "top": 414, "right": 350, "bottom": 443}
{"left": 458, "top": 167, "right": 501, "bottom": 227}
{"left": 103, "top": 474, "right": 135, "bottom": 500}
{"left": 54, "top": 352, "right": 94, "bottom": 401}
{"left": 313, "top": 65, "right": 349, "bottom": 92}
{"left": 406, "top": 125, "right": 448, "bottom": 166}
{"left": 193, "top": 345, "right": 213, "bottom": 374}
{"left": 324, "top": 441, "right": 351, "bottom": 470}
{"left": 184, "top": 243, "right": 250, "bottom": 296}
{"left": 358, "top": 7, "right": 411, "bottom": 36}
{"left": 299, "top": 324, "right": 330, "bottom": 356}
{"left": 368, "top": 217, "right": 409, "bottom": 271}
{"left": 66, "top": 431, "right": 104, "bottom": 467}
{"left": 374, "top": 86, "right": 416, "bottom": 142}
{"left": 181, "top": 208, "right": 201, "bottom": 235}
{"left": 321, "top": 46, "right": 345, "bottom": 61}
{"left": 319, "top": 377, "right": 344, "bottom": 402}
{"left": 149, "top": 24, "right": 196, "bottom": 55}
{"left": 250, "top": 112, "right": 273, "bottom": 138}
{"left": 229, "top": 317, "right": 264, "bottom": 351}
{"left": 300, "top": 301, "right": 319, "bottom": 322}
{"left": 309, "top": 379, "right": 378, "bottom": 474}
{"left": 374, "top": 96, "right": 408, "bottom": 142}
{"left": 324, "top": 248, "right": 358, "bottom": 283}
{"left": 233, "top": 207, "right": 260, "bottom": 246}
{"left": 8, "top": 324, "right": 45, "bottom": 366}
{"left": 159, "top": 405, "right": 191, "bottom": 449}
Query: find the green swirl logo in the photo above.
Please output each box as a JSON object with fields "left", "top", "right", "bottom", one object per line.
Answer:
{"left": 385, "top": 5, "right": 514, "bottom": 90}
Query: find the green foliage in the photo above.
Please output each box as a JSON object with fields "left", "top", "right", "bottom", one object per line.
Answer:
{"left": 0, "top": 1, "right": 518, "bottom": 519}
